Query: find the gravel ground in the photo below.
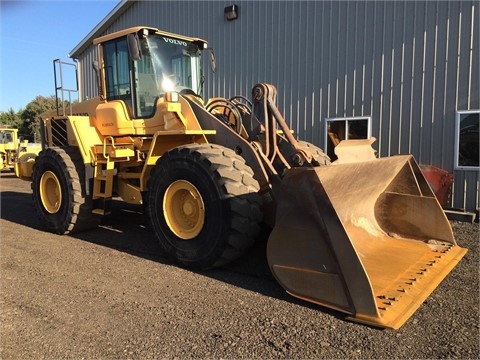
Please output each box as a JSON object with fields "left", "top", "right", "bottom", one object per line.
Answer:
{"left": 0, "top": 172, "right": 478, "bottom": 359}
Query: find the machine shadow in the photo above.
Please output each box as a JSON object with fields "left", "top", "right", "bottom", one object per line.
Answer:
{"left": 0, "top": 191, "right": 342, "bottom": 320}
{"left": 0, "top": 173, "right": 18, "bottom": 179}
{"left": 1, "top": 191, "right": 44, "bottom": 230}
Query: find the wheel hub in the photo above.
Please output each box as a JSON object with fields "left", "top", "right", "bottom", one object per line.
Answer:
{"left": 163, "top": 180, "right": 205, "bottom": 240}
{"left": 39, "top": 171, "right": 62, "bottom": 214}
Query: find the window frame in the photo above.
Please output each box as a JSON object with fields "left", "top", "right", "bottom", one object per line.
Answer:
{"left": 454, "top": 109, "right": 480, "bottom": 171}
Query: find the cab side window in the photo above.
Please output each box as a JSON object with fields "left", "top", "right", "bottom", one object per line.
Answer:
{"left": 103, "top": 39, "right": 133, "bottom": 112}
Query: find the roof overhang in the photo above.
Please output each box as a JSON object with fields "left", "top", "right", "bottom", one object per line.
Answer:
{"left": 68, "top": 0, "right": 135, "bottom": 59}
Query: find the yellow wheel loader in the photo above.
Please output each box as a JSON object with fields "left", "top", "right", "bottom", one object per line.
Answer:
{"left": 17, "top": 26, "right": 467, "bottom": 329}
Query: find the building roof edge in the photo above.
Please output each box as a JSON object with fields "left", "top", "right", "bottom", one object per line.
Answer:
{"left": 68, "top": 0, "right": 136, "bottom": 58}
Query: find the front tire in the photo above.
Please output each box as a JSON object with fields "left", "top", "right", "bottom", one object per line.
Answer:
{"left": 297, "top": 140, "right": 331, "bottom": 166}
{"left": 147, "top": 144, "right": 263, "bottom": 269}
{"left": 31, "top": 147, "right": 99, "bottom": 234}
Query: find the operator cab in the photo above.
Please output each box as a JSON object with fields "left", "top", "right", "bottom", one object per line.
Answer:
{"left": 0, "top": 130, "right": 14, "bottom": 144}
{"left": 95, "top": 27, "right": 207, "bottom": 119}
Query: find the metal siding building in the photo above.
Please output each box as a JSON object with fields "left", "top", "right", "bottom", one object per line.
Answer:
{"left": 70, "top": 0, "right": 479, "bottom": 213}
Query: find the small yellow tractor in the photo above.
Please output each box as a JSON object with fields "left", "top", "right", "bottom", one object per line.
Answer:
{"left": 16, "top": 26, "right": 466, "bottom": 329}
{"left": 0, "top": 126, "right": 41, "bottom": 174}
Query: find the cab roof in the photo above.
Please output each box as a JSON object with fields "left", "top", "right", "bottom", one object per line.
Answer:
{"left": 93, "top": 26, "right": 208, "bottom": 48}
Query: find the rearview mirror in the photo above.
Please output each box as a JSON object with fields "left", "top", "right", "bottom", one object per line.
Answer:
{"left": 92, "top": 60, "right": 103, "bottom": 99}
{"left": 127, "top": 34, "right": 142, "bottom": 61}
{"left": 208, "top": 48, "right": 216, "bottom": 73}
{"left": 92, "top": 60, "right": 99, "bottom": 72}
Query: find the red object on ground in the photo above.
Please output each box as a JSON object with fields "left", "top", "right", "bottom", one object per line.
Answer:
{"left": 419, "top": 164, "right": 453, "bottom": 207}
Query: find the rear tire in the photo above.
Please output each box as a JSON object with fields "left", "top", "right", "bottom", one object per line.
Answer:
{"left": 31, "top": 147, "right": 99, "bottom": 234}
{"left": 147, "top": 143, "right": 262, "bottom": 269}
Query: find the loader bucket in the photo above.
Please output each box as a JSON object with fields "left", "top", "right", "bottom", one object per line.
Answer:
{"left": 267, "top": 155, "right": 467, "bottom": 329}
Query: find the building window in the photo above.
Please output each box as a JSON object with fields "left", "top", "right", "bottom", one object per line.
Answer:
{"left": 454, "top": 110, "right": 479, "bottom": 170}
{"left": 324, "top": 116, "right": 372, "bottom": 161}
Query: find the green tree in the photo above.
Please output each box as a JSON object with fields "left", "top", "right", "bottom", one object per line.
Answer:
{"left": 0, "top": 95, "right": 70, "bottom": 142}
{"left": 20, "top": 95, "right": 57, "bottom": 142}
{"left": 0, "top": 108, "right": 22, "bottom": 129}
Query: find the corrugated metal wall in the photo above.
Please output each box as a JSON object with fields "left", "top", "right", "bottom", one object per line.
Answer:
{"left": 73, "top": 0, "right": 479, "bottom": 212}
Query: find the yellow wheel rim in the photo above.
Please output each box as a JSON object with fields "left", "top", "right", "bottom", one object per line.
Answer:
{"left": 163, "top": 180, "right": 205, "bottom": 240}
{"left": 40, "top": 171, "right": 62, "bottom": 214}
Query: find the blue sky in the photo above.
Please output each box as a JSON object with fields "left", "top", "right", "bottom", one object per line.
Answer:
{"left": 0, "top": 0, "right": 119, "bottom": 112}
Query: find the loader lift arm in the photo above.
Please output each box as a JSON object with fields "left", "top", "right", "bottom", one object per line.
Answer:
{"left": 182, "top": 83, "right": 330, "bottom": 227}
